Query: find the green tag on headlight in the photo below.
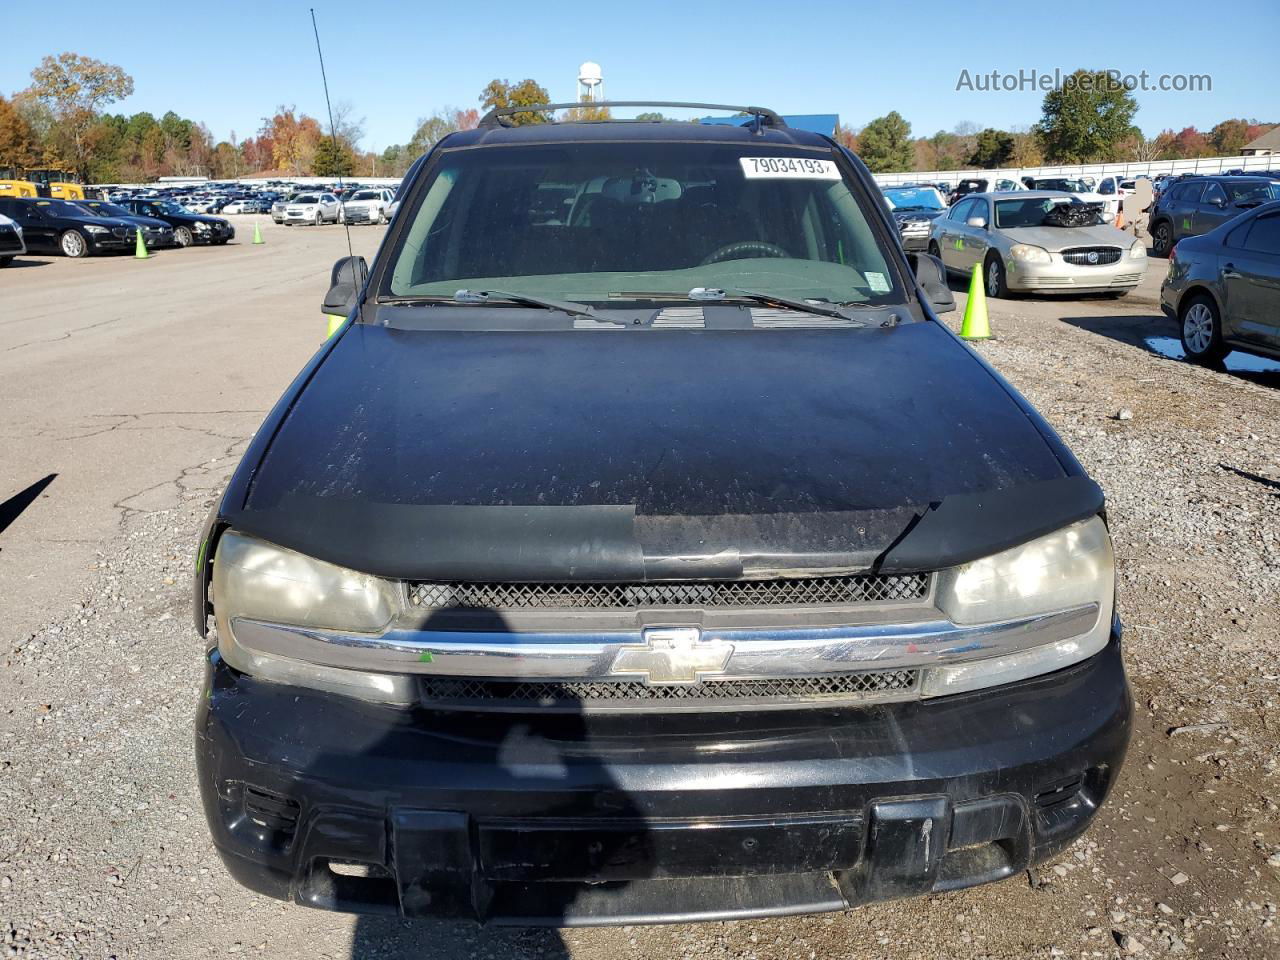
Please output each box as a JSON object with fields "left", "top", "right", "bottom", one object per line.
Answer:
{"left": 418, "top": 651, "right": 434, "bottom": 663}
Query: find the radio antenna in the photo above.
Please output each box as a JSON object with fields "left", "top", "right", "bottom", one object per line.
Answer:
{"left": 310, "top": 7, "right": 363, "bottom": 324}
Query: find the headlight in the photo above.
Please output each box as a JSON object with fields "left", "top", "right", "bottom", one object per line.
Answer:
{"left": 1129, "top": 240, "right": 1146, "bottom": 259}
{"left": 922, "top": 516, "right": 1114, "bottom": 697}
{"left": 212, "top": 532, "right": 407, "bottom": 702}
{"left": 1009, "top": 243, "right": 1051, "bottom": 263}
{"left": 194, "top": 221, "right": 211, "bottom": 231}
{"left": 84, "top": 225, "right": 109, "bottom": 235}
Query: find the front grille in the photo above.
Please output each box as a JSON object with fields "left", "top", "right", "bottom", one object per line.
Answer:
{"left": 420, "top": 668, "right": 920, "bottom": 707}
{"left": 408, "top": 572, "right": 929, "bottom": 611}
{"left": 1061, "top": 246, "right": 1121, "bottom": 266}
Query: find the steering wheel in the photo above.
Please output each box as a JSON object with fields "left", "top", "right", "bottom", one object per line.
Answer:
{"left": 699, "top": 240, "right": 790, "bottom": 266}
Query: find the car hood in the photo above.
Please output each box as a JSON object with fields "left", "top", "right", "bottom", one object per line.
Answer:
{"left": 225, "top": 321, "right": 1101, "bottom": 581}
{"left": 891, "top": 209, "right": 945, "bottom": 221}
{"left": 118, "top": 215, "right": 171, "bottom": 229}
{"left": 1000, "top": 223, "right": 1132, "bottom": 249}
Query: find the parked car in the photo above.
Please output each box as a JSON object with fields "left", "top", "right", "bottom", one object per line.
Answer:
{"left": 0, "top": 210, "right": 27, "bottom": 265}
{"left": 1096, "top": 176, "right": 1137, "bottom": 203}
{"left": 219, "top": 198, "right": 256, "bottom": 215}
{"left": 271, "top": 194, "right": 298, "bottom": 224}
{"left": 1147, "top": 176, "right": 1280, "bottom": 257}
{"left": 929, "top": 192, "right": 1146, "bottom": 297}
{"left": 339, "top": 188, "right": 395, "bottom": 224}
{"left": 947, "top": 177, "right": 1022, "bottom": 205}
{"left": 118, "top": 198, "right": 235, "bottom": 246}
{"left": 283, "top": 192, "right": 342, "bottom": 225}
{"left": 1160, "top": 199, "right": 1280, "bottom": 364}
{"left": 882, "top": 184, "right": 949, "bottom": 251}
{"left": 193, "top": 104, "right": 1129, "bottom": 926}
{"left": 0, "top": 197, "right": 138, "bottom": 257}
{"left": 77, "top": 199, "right": 176, "bottom": 248}
{"left": 1024, "top": 178, "right": 1116, "bottom": 220}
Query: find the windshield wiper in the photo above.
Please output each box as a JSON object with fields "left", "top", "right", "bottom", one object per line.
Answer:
{"left": 612, "top": 288, "right": 881, "bottom": 325}
{"left": 383, "top": 289, "right": 624, "bottom": 324}
{"left": 722, "top": 288, "right": 871, "bottom": 322}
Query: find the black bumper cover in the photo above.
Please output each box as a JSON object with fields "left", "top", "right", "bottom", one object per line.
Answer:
{"left": 195, "top": 636, "right": 1130, "bottom": 926}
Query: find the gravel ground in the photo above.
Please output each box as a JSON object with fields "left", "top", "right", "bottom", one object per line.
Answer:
{"left": 2, "top": 240, "right": 1278, "bottom": 959}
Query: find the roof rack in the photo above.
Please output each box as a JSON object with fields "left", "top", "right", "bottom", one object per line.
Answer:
{"left": 476, "top": 101, "right": 787, "bottom": 132}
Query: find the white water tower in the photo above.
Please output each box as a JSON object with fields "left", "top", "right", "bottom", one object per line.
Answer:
{"left": 577, "top": 61, "right": 604, "bottom": 102}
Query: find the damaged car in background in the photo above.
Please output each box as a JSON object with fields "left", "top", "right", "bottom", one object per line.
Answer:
{"left": 193, "top": 102, "right": 1131, "bottom": 926}
{"left": 929, "top": 192, "right": 1146, "bottom": 298}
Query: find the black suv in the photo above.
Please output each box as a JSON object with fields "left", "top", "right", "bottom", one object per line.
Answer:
{"left": 1148, "top": 175, "right": 1280, "bottom": 256}
{"left": 0, "top": 196, "right": 138, "bottom": 257}
{"left": 193, "top": 102, "right": 1130, "bottom": 926}
{"left": 118, "top": 198, "right": 234, "bottom": 246}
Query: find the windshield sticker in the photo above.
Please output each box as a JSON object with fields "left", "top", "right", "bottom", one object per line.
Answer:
{"left": 739, "top": 157, "right": 840, "bottom": 180}
{"left": 866, "top": 272, "right": 890, "bottom": 294}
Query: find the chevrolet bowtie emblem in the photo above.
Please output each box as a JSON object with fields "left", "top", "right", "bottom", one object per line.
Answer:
{"left": 610, "top": 627, "right": 734, "bottom": 685}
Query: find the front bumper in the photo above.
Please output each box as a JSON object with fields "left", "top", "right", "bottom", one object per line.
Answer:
{"left": 1007, "top": 255, "right": 1146, "bottom": 294}
{"left": 196, "top": 634, "right": 1131, "bottom": 925}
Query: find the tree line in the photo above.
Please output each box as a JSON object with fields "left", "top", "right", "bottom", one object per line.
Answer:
{"left": 1, "top": 58, "right": 1272, "bottom": 183}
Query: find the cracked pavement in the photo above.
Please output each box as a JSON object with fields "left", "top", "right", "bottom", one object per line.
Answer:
{"left": 0, "top": 220, "right": 385, "bottom": 650}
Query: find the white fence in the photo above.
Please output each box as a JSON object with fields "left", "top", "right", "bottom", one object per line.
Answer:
{"left": 872, "top": 153, "right": 1278, "bottom": 187}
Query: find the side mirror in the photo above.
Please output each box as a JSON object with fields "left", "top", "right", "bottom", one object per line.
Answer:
{"left": 909, "top": 252, "right": 955, "bottom": 314}
{"left": 321, "top": 255, "right": 368, "bottom": 319}
{"left": 1211, "top": 197, "right": 1227, "bottom": 208}
{"left": 966, "top": 216, "right": 987, "bottom": 229}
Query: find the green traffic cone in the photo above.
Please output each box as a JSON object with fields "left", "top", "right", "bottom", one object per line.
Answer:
{"left": 252, "top": 221, "right": 264, "bottom": 245}
{"left": 134, "top": 227, "right": 151, "bottom": 259}
{"left": 959, "top": 262, "right": 991, "bottom": 341}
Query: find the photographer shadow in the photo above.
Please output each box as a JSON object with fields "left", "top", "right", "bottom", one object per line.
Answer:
{"left": 319, "top": 606, "right": 653, "bottom": 958}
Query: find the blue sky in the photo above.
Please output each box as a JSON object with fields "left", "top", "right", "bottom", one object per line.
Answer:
{"left": 3, "top": 0, "right": 1277, "bottom": 152}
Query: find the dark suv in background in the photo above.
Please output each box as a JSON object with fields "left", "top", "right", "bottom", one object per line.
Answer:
{"left": 194, "top": 102, "right": 1130, "bottom": 926}
{"left": 1149, "top": 175, "right": 1280, "bottom": 256}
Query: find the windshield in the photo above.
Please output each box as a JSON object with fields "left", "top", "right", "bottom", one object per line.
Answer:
{"left": 82, "top": 201, "right": 130, "bottom": 217}
{"left": 352, "top": 191, "right": 380, "bottom": 200}
{"left": 1034, "top": 178, "right": 1090, "bottom": 193}
{"left": 294, "top": 195, "right": 319, "bottom": 204}
{"left": 1227, "top": 181, "right": 1280, "bottom": 204}
{"left": 883, "top": 187, "right": 945, "bottom": 212}
{"left": 35, "top": 199, "right": 93, "bottom": 217}
{"left": 995, "top": 196, "right": 1088, "bottom": 228}
{"left": 156, "top": 201, "right": 192, "bottom": 214}
{"left": 384, "top": 142, "right": 900, "bottom": 305}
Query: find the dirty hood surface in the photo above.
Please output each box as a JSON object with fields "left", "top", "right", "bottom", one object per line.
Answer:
{"left": 233, "top": 322, "right": 1083, "bottom": 580}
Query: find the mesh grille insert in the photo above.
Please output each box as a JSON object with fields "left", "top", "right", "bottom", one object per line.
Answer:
{"left": 1061, "top": 246, "right": 1122, "bottom": 266}
{"left": 420, "top": 669, "right": 919, "bottom": 706}
{"left": 408, "top": 573, "right": 929, "bottom": 610}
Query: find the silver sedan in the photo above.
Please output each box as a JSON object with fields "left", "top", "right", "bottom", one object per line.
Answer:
{"left": 929, "top": 192, "right": 1147, "bottom": 297}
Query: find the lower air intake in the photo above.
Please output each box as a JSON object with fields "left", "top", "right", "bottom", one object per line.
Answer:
{"left": 420, "top": 669, "right": 919, "bottom": 710}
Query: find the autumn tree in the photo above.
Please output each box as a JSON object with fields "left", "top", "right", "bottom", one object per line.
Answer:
{"left": 479, "top": 78, "right": 551, "bottom": 125}
{"left": 0, "top": 94, "right": 37, "bottom": 170}
{"left": 263, "top": 106, "right": 322, "bottom": 174}
{"left": 1209, "top": 119, "right": 1250, "bottom": 156}
{"left": 1034, "top": 69, "right": 1138, "bottom": 163}
{"left": 832, "top": 123, "right": 858, "bottom": 152}
{"left": 858, "top": 111, "right": 914, "bottom": 172}
{"left": 27, "top": 52, "right": 133, "bottom": 177}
